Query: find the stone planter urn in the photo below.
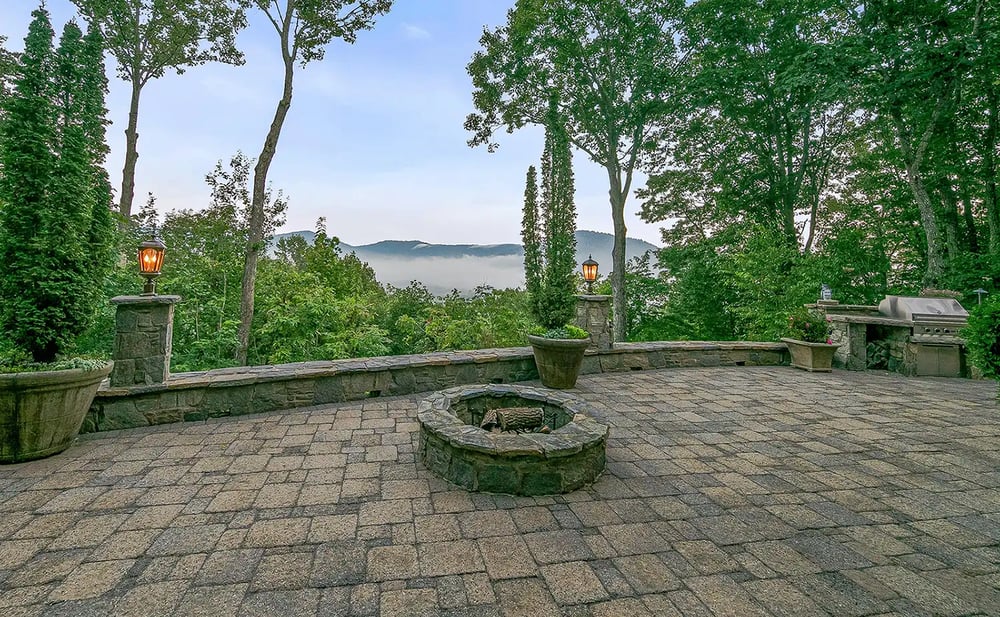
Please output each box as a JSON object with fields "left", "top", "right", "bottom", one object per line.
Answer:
{"left": 527, "top": 334, "right": 590, "bottom": 389}
{"left": 781, "top": 338, "right": 841, "bottom": 373}
{"left": 0, "top": 362, "right": 112, "bottom": 464}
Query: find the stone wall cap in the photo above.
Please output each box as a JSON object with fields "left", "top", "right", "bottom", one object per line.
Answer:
{"left": 606, "top": 341, "right": 786, "bottom": 353}
{"left": 93, "top": 341, "right": 787, "bottom": 398}
{"left": 111, "top": 295, "right": 182, "bottom": 305}
{"left": 576, "top": 294, "right": 611, "bottom": 301}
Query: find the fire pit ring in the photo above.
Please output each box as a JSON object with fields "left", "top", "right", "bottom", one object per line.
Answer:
{"left": 417, "top": 384, "right": 608, "bottom": 495}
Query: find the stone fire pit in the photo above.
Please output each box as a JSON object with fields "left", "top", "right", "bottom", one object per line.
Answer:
{"left": 417, "top": 384, "right": 608, "bottom": 495}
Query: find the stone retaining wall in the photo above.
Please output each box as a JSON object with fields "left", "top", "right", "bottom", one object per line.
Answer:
{"left": 83, "top": 341, "right": 788, "bottom": 433}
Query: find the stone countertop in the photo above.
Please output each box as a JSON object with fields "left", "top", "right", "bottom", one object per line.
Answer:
{"left": 828, "top": 314, "right": 912, "bottom": 326}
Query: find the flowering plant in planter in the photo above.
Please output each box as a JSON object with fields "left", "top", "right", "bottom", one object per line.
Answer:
{"left": 786, "top": 308, "right": 833, "bottom": 344}
{"left": 782, "top": 308, "right": 839, "bottom": 372}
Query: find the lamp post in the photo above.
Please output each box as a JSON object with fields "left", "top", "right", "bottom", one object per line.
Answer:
{"left": 138, "top": 233, "right": 166, "bottom": 296}
{"left": 582, "top": 255, "right": 598, "bottom": 294}
{"left": 974, "top": 288, "right": 988, "bottom": 305}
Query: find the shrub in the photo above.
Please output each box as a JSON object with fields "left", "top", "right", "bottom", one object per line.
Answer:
{"left": 963, "top": 296, "right": 1000, "bottom": 379}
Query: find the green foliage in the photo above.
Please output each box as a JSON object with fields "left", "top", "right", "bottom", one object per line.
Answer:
{"left": 963, "top": 297, "right": 1000, "bottom": 379}
{"left": 635, "top": 0, "right": 1000, "bottom": 343}
{"left": 529, "top": 324, "right": 588, "bottom": 340}
{"left": 785, "top": 308, "right": 832, "bottom": 344}
{"left": 522, "top": 165, "right": 542, "bottom": 318}
{"left": 0, "top": 10, "right": 115, "bottom": 363}
{"left": 147, "top": 154, "right": 285, "bottom": 370}
{"left": 612, "top": 253, "right": 675, "bottom": 342}
{"left": 0, "top": 35, "right": 18, "bottom": 102}
{"left": 424, "top": 287, "right": 535, "bottom": 351}
{"left": 0, "top": 352, "right": 110, "bottom": 374}
{"left": 73, "top": 0, "right": 245, "bottom": 82}
{"left": 115, "top": 157, "right": 536, "bottom": 370}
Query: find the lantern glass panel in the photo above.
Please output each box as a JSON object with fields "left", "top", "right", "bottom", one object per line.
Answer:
{"left": 138, "top": 247, "right": 164, "bottom": 274}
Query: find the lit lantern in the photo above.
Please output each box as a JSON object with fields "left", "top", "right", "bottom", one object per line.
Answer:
{"left": 138, "top": 234, "right": 166, "bottom": 296}
{"left": 582, "top": 255, "right": 598, "bottom": 294}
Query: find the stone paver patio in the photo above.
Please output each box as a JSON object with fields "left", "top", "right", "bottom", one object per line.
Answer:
{"left": 1, "top": 367, "right": 998, "bottom": 617}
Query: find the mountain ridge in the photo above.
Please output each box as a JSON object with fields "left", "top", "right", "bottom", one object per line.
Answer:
{"left": 271, "top": 229, "right": 659, "bottom": 263}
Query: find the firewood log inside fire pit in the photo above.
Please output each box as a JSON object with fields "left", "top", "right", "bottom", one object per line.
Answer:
{"left": 480, "top": 407, "right": 549, "bottom": 433}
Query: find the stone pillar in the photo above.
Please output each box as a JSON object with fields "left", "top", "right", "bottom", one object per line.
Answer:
{"left": 110, "top": 295, "right": 181, "bottom": 387}
{"left": 574, "top": 295, "right": 612, "bottom": 351}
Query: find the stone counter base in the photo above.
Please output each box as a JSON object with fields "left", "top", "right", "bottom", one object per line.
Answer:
{"left": 84, "top": 341, "right": 788, "bottom": 433}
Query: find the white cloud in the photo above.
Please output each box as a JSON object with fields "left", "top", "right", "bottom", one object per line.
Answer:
{"left": 402, "top": 22, "right": 431, "bottom": 40}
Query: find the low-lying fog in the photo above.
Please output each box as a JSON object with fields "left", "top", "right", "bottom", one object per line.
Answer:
{"left": 357, "top": 255, "right": 526, "bottom": 296}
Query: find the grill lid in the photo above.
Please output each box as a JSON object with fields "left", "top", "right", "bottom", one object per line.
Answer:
{"left": 877, "top": 296, "right": 969, "bottom": 324}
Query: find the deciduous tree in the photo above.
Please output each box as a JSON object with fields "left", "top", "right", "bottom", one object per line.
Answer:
{"left": 848, "top": 0, "right": 985, "bottom": 285}
{"left": 467, "top": 0, "right": 685, "bottom": 342}
{"left": 233, "top": 0, "right": 393, "bottom": 365}
{"left": 72, "top": 0, "right": 246, "bottom": 218}
{"left": 641, "top": 0, "right": 855, "bottom": 253}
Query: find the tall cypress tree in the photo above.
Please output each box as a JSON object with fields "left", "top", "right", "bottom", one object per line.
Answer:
{"left": 521, "top": 165, "right": 543, "bottom": 321}
{"left": 523, "top": 97, "right": 578, "bottom": 331}
{"left": 0, "top": 12, "right": 114, "bottom": 363}
{"left": 80, "top": 28, "right": 115, "bottom": 310}
{"left": 0, "top": 8, "right": 58, "bottom": 362}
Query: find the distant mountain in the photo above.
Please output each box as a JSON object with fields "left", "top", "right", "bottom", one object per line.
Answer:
{"left": 573, "top": 230, "right": 659, "bottom": 267}
{"left": 341, "top": 239, "right": 523, "bottom": 259}
{"left": 268, "top": 230, "right": 659, "bottom": 294}
{"left": 271, "top": 229, "right": 658, "bottom": 266}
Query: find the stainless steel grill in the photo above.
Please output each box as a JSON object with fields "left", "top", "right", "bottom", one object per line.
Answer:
{"left": 876, "top": 296, "right": 969, "bottom": 376}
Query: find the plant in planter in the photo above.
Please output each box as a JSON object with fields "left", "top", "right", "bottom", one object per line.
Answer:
{"left": 522, "top": 99, "right": 590, "bottom": 389}
{"left": 0, "top": 9, "right": 115, "bottom": 463}
{"left": 781, "top": 308, "right": 840, "bottom": 372}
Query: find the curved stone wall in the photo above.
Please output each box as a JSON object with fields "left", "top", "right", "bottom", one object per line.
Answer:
{"left": 417, "top": 384, "right": 608, "bottom": 495}
{"left": 84, "top": 342, "right": 789, "bottom": 433}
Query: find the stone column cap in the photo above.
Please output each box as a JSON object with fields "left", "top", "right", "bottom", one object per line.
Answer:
{"left": 576, "top": 294, "right": 611, "bottom": 301}
{"left": 111, "top": 294, "right": 182, "bottom": 305}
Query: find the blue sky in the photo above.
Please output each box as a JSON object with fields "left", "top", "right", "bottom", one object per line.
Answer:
{"left": 0, "top": 0, "right": 662, "bottom": 246}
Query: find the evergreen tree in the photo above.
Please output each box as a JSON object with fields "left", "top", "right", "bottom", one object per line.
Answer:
{"left": 521, "top": 165, "right": 542, "bottom": 319}
{"left": 0, "top": 36, "right": 18, "bottom": 104}
{"left": 0, "top": 8, "right": 58, "bottom": 362}
{"left": 0, "top": 12, "right": 115, "bottom": 363}
{"left": 80, "top": 28, "right": 115, "bottom": 305}
{"left": 522, "top": 98, "right": 578, "bottom": 331}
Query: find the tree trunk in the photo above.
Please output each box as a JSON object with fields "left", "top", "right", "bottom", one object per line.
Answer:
{"left": 937, "top": 181, "right": 963, "bottom": 256}
{"left": 236, "top": 52, "right": 295, "bottom": 365}
{"left": 960, "top": 184, "right": 979, "bottom": 254}
{"left": 985, "top": 87, "right": 1000, "bottom": 255}
{"left": 890, "top": 107, "right": 946, "bottom": 286}
{"left": 905, "top": 163, "right": 945, "bottom": 286}
{"left": 118, "top": 78, "right": 142, "bottom": 219}
{"left": 607, "top": 173, "right": 628, "bottom": 343}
